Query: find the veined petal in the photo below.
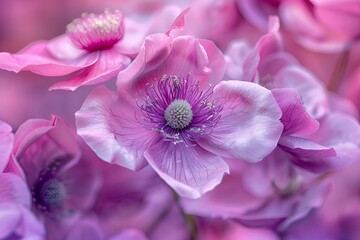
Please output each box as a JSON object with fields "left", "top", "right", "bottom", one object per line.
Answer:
{"left": 198, "top": 80, "right": 283, "bottom": 163}
{"left": 145, "top": 142, "right": 229, "bottom": 198}
{"left": 50, "top": 49, "right": 131, "bottom": 91}
{"left": 76, "top": 86, "right": 156, "bottom": 170}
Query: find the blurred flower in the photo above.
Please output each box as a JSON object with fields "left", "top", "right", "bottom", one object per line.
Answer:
{"left": 236, "top": 0, "right": 360, "bottom": 52}
{"left": 12, "top": 116, "right": 101, "bottom": 240}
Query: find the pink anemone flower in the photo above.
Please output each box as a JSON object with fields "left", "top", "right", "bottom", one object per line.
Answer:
{"left": 0, "top": 10, "right": 133, "bottom": 91}
{"left": 76, "top": 32, "right": 283, "bottom": 198}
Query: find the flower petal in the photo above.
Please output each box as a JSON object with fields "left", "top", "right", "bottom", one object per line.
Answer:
{"left": 144, "top": 141, "right": 229, "bottom": 198}
{"left": 0, "top": 120, "right": 13, "bottom": 172}
{"left": 197, "top": 80, "right": 283, "bottom": 163}
{"left": 117, "top": 34, "right": 225, "bottom": 98}
{"left": 76, "top": 86, "right": 156, "bottom": 170}
{"left": 272, "top": 88, "right": 319, "bottom": 137}
{"left": 50, "top": 49, "right": 131, "bottom": 91}
{"left": 0, "top": 173, "right": 30, "bottom": 207}
{"left": 0, "top": 41, "right": 99, "bottom": 76}
{"left": 273, "top": 65, "right": 329, "bottom": 120}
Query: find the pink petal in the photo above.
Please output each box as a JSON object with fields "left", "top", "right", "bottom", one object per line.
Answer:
{"left": 50, "top": 49, "right": 131, "bottom": 91}
{"left": 0, "top": 203, "right": 22, "bottom": 239}
{"left": 46, "top": 34, "right": 87, "bottom": 60}
{"left": 0, "top": 120, "right": 13, "bottom": 172}
{"left": 197, "top": 81, "right": 283, "bottom": 163}
{"left": 76, "top": 86, "right": 156, "bottom": 170}
{"left": 14, "top": 116, "right": 80, "bottom": 184}
{"left": 181, "top": 171, "right": 263, "bottom": 218}
{"left": 236, "top": 0, "right": 278, "bottom": 31}
{"left": 0, "top": 41, "right": 99, "bottom": 76}
{"left": 0, "top": 173, "right": 30, "bottom": 207}
{"left": 117, "top": 34, "right": 225, "bottom": 98}
{"left": 144, "top": 142, "right": 229, "bottom": 198}
{"left": 273, "top": 65, "right": 329, "bottom": 120}
{"left": 272, "top": 88, "right": 319, "bottom": 137}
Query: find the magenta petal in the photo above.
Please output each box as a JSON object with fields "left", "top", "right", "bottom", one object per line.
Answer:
{"left": 144, "top": 142, "right": 229, "bottom": 198}
{"left": 272, "top": 88, "right": 319, "bottom": 137}
{"left": 50, "top": 49, "right": 131, "bottom": 91}
{"left": 0, "top": 41, "right": 99, "bottom": 76}
{"left": 273, "top": 65, "right": 329, "bottom": 119}
{"left": 198, "top": 81, "right": 283, "bottom": 163}
{"left": 76, "top": 86, "right": 156, "bottom": 170}
{"left": 0, "top": 173, "right": 30, "bottom": 207}
{"left": 0, "top": 120, "right": 13, "bottom": 172}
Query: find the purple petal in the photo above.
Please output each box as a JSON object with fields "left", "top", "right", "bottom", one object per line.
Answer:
{"left": 273, "top": 65, "right": 329, "bottom": 119}
{"left": 281, "top": 112, "right": 360, "bottom": 172}
{"left": 76, "top": 86, "right": 156, "bottom": 170}
{"left": 117, "top": 34, "right": 225, "bottom": 98}
{"left": 144, "top": 142, "right": 229, "bottom": 198}
{"left": 197, "top": 81, "right": 283, "bottom": 163}
{"left": 0, "top": 173, "right": 30, "bottom": 207}
{"left": 66, "top": 218, "right": 104, "bottom": 240}
{"left": 14, "top": 116, "right": 80, "bottom": 184}
{"left": 0, "top": 203, "right": 22, "bottom": 239}
{"left": 110, "top": 229, "right": 149, "bottom": 240}
{"left": 0, "top": 120, "right": 13, "bottom": 172}
{"left": 272, "top": 88, "right": 319, "bottom": 137}
{"left": 50, "top": 49, "right": 131, "bottom": 91}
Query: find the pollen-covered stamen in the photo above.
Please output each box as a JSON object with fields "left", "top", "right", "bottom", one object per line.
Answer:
{"left": 32, "top": 155, "right": 72, "bottom": 214}
{"left": 165, "top": 100, "right": 193, "bottom": 129}
{"left": 66, "top": 9, "right": 124, "bottom": 51}
{"left": 39, "top": 179, "right": 66, "bottom": 208}
{"left": 139, "top": 74, "right": 222, "bottom": 145}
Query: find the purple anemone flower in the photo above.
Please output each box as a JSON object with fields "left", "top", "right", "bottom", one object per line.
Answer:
{"left": 12, "top": 116, "right": 101, "bottom": 239}
{"left": 76, "top": 33, "right": 283, "bottom": 198}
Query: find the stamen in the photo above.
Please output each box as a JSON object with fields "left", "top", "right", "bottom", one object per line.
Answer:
{"left": 66, "top": 9, "right": 124, "bottom": 51}
{"left": 139, "top": 74, "right": 222, "bottom": 145}
{"left": 165, "top": 100, "right": 193, "bottom": 129}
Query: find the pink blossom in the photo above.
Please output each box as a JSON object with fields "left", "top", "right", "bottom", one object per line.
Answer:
{"left": 76, "top": 32, "right": 283, "bottom": 198}
{"left": 12, "top": 116, "right": 101, "bottom": 239}
{"left": 0, "top": 120, "right": 13, "bottom": 172}
{"left": 0, "top": 9, "right": 132, "bottom": 91}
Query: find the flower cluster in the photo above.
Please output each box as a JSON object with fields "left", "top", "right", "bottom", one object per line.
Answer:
{"left": 0, "top": 1, "right": 359, "bottom": 239}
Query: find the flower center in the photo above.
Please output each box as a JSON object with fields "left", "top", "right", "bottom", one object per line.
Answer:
{"left": 164, "top": 100, "right": 193, "bottom": 129}
{"left": 139, "top": 74, "right": 222, "bottom": 145}
{"left": 66, "top": 9, "right": 124, "bottom": 51}
{"left": 39, "top": 179, "right": 66, "bottom": 208}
